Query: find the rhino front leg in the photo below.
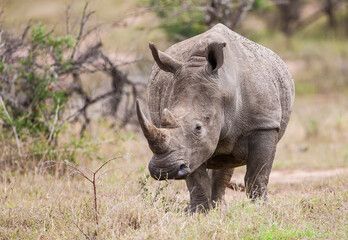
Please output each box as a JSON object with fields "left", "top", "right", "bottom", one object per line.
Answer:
{"left": 185, "top": 164, "right": 211, "bottom": 213}
{"left": 245, "top": 129, "right": 278, "bottom": 200}
{"left": 210, "top": 168, "right": 234, "bottom": 208}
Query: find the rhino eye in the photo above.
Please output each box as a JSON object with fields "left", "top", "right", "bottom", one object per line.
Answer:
{"left": 195, "top": 124, "right": 202, "bottom": 131}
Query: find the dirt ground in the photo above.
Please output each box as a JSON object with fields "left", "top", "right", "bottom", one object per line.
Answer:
{"left": 232, "top": 167, "right": 348, "bottom": 185}
{"left": 226, "top": 167, "right": 348, "bottom": 198}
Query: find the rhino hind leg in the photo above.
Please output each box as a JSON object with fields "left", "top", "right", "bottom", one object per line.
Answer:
{"left": 185, "top": 164, "right": 212, "bottom": 213}
{"left": 209, "top": 168, "right": 234, "bottom": 208}
{"left": 244, "top": 129, "right": 278, "bottom": 200}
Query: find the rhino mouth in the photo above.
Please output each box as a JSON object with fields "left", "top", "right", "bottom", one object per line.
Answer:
{"left": 148, "top": 160, "right": 191, "bottom": 180}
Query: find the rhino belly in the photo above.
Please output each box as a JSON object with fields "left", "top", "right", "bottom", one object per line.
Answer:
{"left": 207, "top": 154, "right": 246, "bottom": 169}
{"left": 207, "top": 136, "right": 249, "bottom": 169}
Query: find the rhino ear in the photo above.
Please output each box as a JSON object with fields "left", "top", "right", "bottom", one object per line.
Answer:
{"left": 149, "top": 43, "right": 182, "bottom": 74}
{"left": 205, "top": 42, "right": 226, "bottom": 74}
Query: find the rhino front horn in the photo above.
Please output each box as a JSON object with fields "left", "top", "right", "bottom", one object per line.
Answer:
{"left": 136, "top": 99, "right": 169, "bottom": 154}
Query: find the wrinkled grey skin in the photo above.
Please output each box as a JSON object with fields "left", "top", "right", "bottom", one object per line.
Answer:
{"left": 136, "top": 24, "right": 295, "bottom": 212}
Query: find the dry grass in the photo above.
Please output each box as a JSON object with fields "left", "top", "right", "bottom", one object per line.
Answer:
{"left": 274, "top": 93, "right": 348, "bottom": 170}
{"left": 0, "top": 162, "right": 347, "bottom": 239}
{"left": 1, "top": 93, "right": 348, "bottom": 239}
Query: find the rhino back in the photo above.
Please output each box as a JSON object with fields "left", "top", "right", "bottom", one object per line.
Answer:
{"left": 148, "top": 24, "right": 294, "bottom": 141}
{"left": 221, "top": 27, "right": 294, "bottom": 141}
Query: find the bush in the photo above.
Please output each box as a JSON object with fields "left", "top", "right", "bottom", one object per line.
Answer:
{"left": 0, "top": 4, "right": 142, "bottom": 172}
{"left": 0, "top": 25, "right": 72, "bottom": 140}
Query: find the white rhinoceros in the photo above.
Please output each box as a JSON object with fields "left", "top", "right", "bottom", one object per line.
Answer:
{"left": 136, "top": 23, "right": 295, "bottom": 212}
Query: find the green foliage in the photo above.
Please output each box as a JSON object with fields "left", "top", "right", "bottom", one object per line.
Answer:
{"left": 31, "top": 25, "right": 75, "bottom": 68}
{"left": 146, "top": 0, "right": 276, "bottom": 41}
{"left": 0, "top": 24, "right": 82, "bottom": 167}
{"left": 146, "top": 0, "right": 207, "bottom": 41}
{"left": 0, "top": 24, "right": 75, "bottom": 139}
{"left": 252, "top": 0, "right": 275, "bottom": 11}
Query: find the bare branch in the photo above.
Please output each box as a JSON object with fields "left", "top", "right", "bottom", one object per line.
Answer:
{"left": 48, "top": 102, "right": 60, "bottom": 143}
{"left": 64, "top": 160, "right": 93, "bottom": 183}
{"left": 65, "top": 4, "right": 71, "bottom": 35}
{"left": 94, "top": 156, "right": 121, "bottom": 175}
{"left": 70, "top": 2, "right": 96, "bottom": 59}
{"left": 63, "top": 89, "right": 117, "bottom": 124}
{"left": 21, "top": 23, "right": 31, "bottom": 41}
{"left": 64, "top": 155, "right": 121, "bottom": 231}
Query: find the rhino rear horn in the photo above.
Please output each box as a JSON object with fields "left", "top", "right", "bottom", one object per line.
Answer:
{"left": 136, "top": 99, "right": 168, "bottom": 153}
{"left": 161, "top": 108, "right": 180, "bottom": 128}
{"left": 205, "top": 42, "right": 226, "bottom": 73}
{"left": 149, "top": 43, "right": 182, "bottom": 74}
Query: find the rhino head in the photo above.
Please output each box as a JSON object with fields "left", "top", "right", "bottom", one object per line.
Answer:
{"left": 137, "top": 41, "right": 227, "bottom": 180}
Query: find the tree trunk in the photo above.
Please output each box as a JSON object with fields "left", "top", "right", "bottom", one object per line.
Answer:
{"left": 277, "top": 0, "right": 303, "bottom": 37}
{"left": 205, "top": 0, "right": 254, "bottom": 30}
{"left": 325, "top": 0, "right": 337, "bottom": 28}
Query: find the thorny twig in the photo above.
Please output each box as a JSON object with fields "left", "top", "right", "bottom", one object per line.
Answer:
{"left": 64, "top": 156, "right": 122, "bottom": 234}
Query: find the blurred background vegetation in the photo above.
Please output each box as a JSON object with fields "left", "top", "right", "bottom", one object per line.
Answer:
{"left": 0, "top": 0, "right": 347, "bottom": 172}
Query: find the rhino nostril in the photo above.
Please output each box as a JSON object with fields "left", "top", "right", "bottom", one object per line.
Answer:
{"left": 177, "top": 163, "right": 190, "bottom": 178}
